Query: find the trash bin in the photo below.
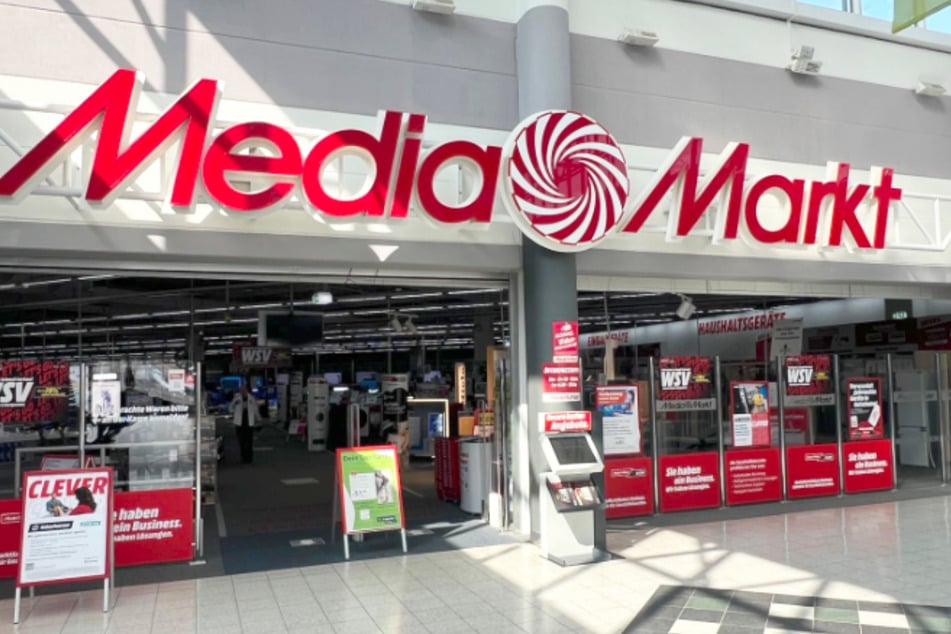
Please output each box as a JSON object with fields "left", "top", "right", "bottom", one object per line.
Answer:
{"left": 459, "top": 437, "right": 491, "bottom": 515}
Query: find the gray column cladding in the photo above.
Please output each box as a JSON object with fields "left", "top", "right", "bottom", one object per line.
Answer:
{"left": 516, "top": 4, "right": 582, "bottom": 539}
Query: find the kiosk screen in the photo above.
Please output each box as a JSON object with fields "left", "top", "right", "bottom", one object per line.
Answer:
{"left": 549, "top": 435, "right": 598, "bottom": 465}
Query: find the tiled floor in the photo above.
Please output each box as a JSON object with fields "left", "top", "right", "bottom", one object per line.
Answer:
{"left": 6, "top": 494, "right": 951, "bottom": 633}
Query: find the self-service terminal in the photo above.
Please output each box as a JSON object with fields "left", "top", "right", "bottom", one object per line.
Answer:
{"left": 538, "top": 431, "right": 604, "bottom": 566}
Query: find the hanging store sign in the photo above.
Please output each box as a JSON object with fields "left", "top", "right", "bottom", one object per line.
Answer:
{"left": 595, "top": 386, "right": 641, "bottom": 455}
{"left": 232, "top": 344, "right": 292, "bottom": 369}
{"left": 540, "top": 411, "right": 591, "bottom": 433}
{"left": 783, "top": 355, "right": 835, "bottom": 407}
{"left": 0, "top": 69, "right": 903, "bottom": 255}
{"left": 657, "top": 356, "right": 716, "bottom": 412}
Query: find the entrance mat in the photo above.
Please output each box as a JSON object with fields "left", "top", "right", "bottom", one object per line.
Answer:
{"left": 625, "top": 585, "right": 951, "bottom": 633}
{"left": 219, "top": 519, "right": 518, "bottom": 575}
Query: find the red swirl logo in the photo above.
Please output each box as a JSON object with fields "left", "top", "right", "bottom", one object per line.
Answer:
{"left": 502, "top": 111, "right": 630, "bottom": 252}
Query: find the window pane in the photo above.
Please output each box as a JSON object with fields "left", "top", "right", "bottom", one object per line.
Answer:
{"left": 861, "top": 0, "right": 893, "bottom": 21}
{"left": 798, "top": 0, "right": 846, "bottom": 10}
{"left": 926, "top": 7, "right": 951, "bottom": 32}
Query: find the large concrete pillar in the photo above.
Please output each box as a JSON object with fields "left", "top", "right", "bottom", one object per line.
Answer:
{"left": 513, "top": 0, "right": 579, "bottom": 538}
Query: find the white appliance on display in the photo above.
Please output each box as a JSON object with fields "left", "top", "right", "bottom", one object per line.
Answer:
{"left": 459, "top": 438, "right": 491, "bottom": 515}
{"left": 306, "top": 377, "right": 330, "bottom": 452}
{"left": 894, "top": 369, "right": 938, "bottom": 468}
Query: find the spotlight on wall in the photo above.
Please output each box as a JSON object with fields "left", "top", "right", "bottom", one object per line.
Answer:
{"left": 389, "top": 315, "right": 403, "bottom": 333}
{"left": 787, "top": 45, "right": 822, "bottom": 76}
{"left": 404, "top": 317, "right": 418, "bottom": 336}
{"left": 915, "top": 80, "right": 947, "bottom": 96}
{"left": 618, "top": 27, "right": 659, "bottom": 47}
{"left": 675, "top": 296, "right": 696, "bottom": 320}
{"left": 412, "top": 0, "right": 455, "bottom": 14}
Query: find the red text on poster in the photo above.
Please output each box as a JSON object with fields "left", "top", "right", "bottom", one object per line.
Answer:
{"left": 658, "top": 452, "right": 720, "bottom": 512}
{"left": 786, "top": 444, "right": 840, "bottom": 498}
{"left": 541, "top": 363, "right": 581, "bottom": 403}
{"left": 604, "top": 457, "right": 653, "bottom": 518}
{"left": 784, "top": 355, "right": 834, "bottom": 407}
{"left": 0, "top": 360, "right": 69, "bottom": 425}
{"left": 725, "top": 448, "right": 782, "bottom": 506}
{"left": 847, "top": 377, "right": 883, "bottom": 440}
{"left": 730, "top": 381, "right": 770, "bottom": 447}
{"left": 541, "top": 411, "right": 591, "bottom": 433}
{"left": 843, "top": 439, "right": 893, "bottom": 493}
{"left": 551, "top": 321, "right": 579, "bottom": 363}
{"left": 113, "top": 488, "right": 193, "bottom": 567}
{"left": 657, "top": 356, "right": 715, "bottom": 412}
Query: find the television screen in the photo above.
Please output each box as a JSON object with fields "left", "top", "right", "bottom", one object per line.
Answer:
{"left": 261, "top": 311, "right": 323, "bottom": 346}
{"left": 324, "top": 372, "right": 343, "bottom": 385}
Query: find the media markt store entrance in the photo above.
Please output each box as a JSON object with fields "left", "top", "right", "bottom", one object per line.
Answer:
{"left": 1, "top": 64, "right": 951, "bottom": 579}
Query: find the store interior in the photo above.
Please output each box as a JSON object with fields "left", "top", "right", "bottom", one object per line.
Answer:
{"left": 0, "top": 271, "right": 947, "bottom": 569}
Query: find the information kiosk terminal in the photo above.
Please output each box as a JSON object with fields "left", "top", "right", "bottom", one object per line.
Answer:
{"left": 538, "top": 431, "right": 605, "bottom": 566}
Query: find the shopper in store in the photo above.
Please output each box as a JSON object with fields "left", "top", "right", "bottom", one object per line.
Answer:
{"left": 231, "top": 382, "right": 258, "bottom": 463}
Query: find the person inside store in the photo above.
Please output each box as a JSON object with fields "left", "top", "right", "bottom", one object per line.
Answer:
{"left": 231, "top": 382, "right": 259, "bottom": 464}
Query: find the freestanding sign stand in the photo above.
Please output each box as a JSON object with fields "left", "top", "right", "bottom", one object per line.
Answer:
{"left": 334, "top": 445, "right": 407, "bottom": 560}
{"left": 14, "top": 468, "right": 113, "bottom": 624}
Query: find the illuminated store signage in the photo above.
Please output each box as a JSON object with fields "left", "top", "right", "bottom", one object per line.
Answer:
{"left": 0, "top": 69, "right": 903, "bottom": 254}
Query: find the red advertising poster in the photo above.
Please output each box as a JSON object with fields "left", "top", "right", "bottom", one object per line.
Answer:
{"left": 541, "top": 362, "right": 581, "bottom": 403}
{"left": 551, "top": 321, "right": 579, "bottom": 363}
{"left": 847, "top": 377, "right": 883, "bottom": 440}
{"left": 658, "top": 452, "right": 720, "bottom": 512}
{"left": 784, "top": 355, "right": 834, "bottom": 407}
{"left": 18, "top": 468, "right": 112, "bottom": 586}
{"left": 541, "top": 411, "right": 591, "bottom": 433}
{"left": 786, "top": 444, "right": 840, "bottom": 499}
{"left": 604, "top": 457, "right": 653, "bottom": 518}
{"left": 0, "top": 360, "right": 69, "bottom": 424}
{"left": 730, "top": 382, "right": 770, "bottom": 447}
{"left": 113, "top": 489, "right": 194, "bottom": 567}
{"left": 595, "top": 386, "right": 641, "bottom": 455}
{"left": 843, "top": 439, "right": 894, "bottom": 493}
{"left": 724, "top": 448, "right": 782, "bottom": 506}
{"left": 657, "top": 357, "right": 715, "bottom": 412}
{"left": 0, "top": 498, "right": 19, "bottom": 578}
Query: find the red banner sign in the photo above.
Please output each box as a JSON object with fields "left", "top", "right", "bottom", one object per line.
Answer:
{"left": 541, "top": 411, "right": 591, "bottom": 433}
{"left": 724, "top": 448, "right": 782, "bottom": 506}
{"left": 657, "top": 356, "right": 716, "bottom": 411}
{"left": 0, "top": 488, "right": 193, "bottom": 578}
{"left": 786, "top": 444, "right": 840, "bottom": 498}
{"left": 0, "top": 360, "right": 69, "bottom": 424}
{"left": 0, "top": 499, "right": 19, "bottom": 577}
{"left": 113, "top": 489, "right": 194, "bottom": 567}
{"left": 551, "top": 321, "right": 579, "bottom": 363}
{"left": 847, "top": 377, "right": 883, "bottom": 440}
{"left": 658, "top": 452, "right": 720, "bottom": 512}
{"left": 541, "top": 363, "right": 581, "bottom": 403}
{"left": 604, "top": 457, "right": 654, "bottom": 519}
{"left": 843, "top": 439, "right": 894, "bottom": 493}
{"left": 784, "top": 355, "right": 835, "bottom": 407}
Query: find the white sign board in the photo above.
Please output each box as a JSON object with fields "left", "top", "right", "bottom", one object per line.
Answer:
{"left": 90, "top": 380, "right": 121, "bottom": 424}
{"left": 18, "top": 468, "right": 112, "bottom": 585}
{"left": 770, "top": 318, "right": 804, "bottom": 359}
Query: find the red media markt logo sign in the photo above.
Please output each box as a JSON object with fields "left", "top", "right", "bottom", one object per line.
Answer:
{"left": 501, "top": 110, "right": 631, "bottom": 253}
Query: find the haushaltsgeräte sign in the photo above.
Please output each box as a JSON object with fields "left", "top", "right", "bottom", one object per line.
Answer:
{"left": 0, "top": 69, "right": 903, "bottom": 254}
